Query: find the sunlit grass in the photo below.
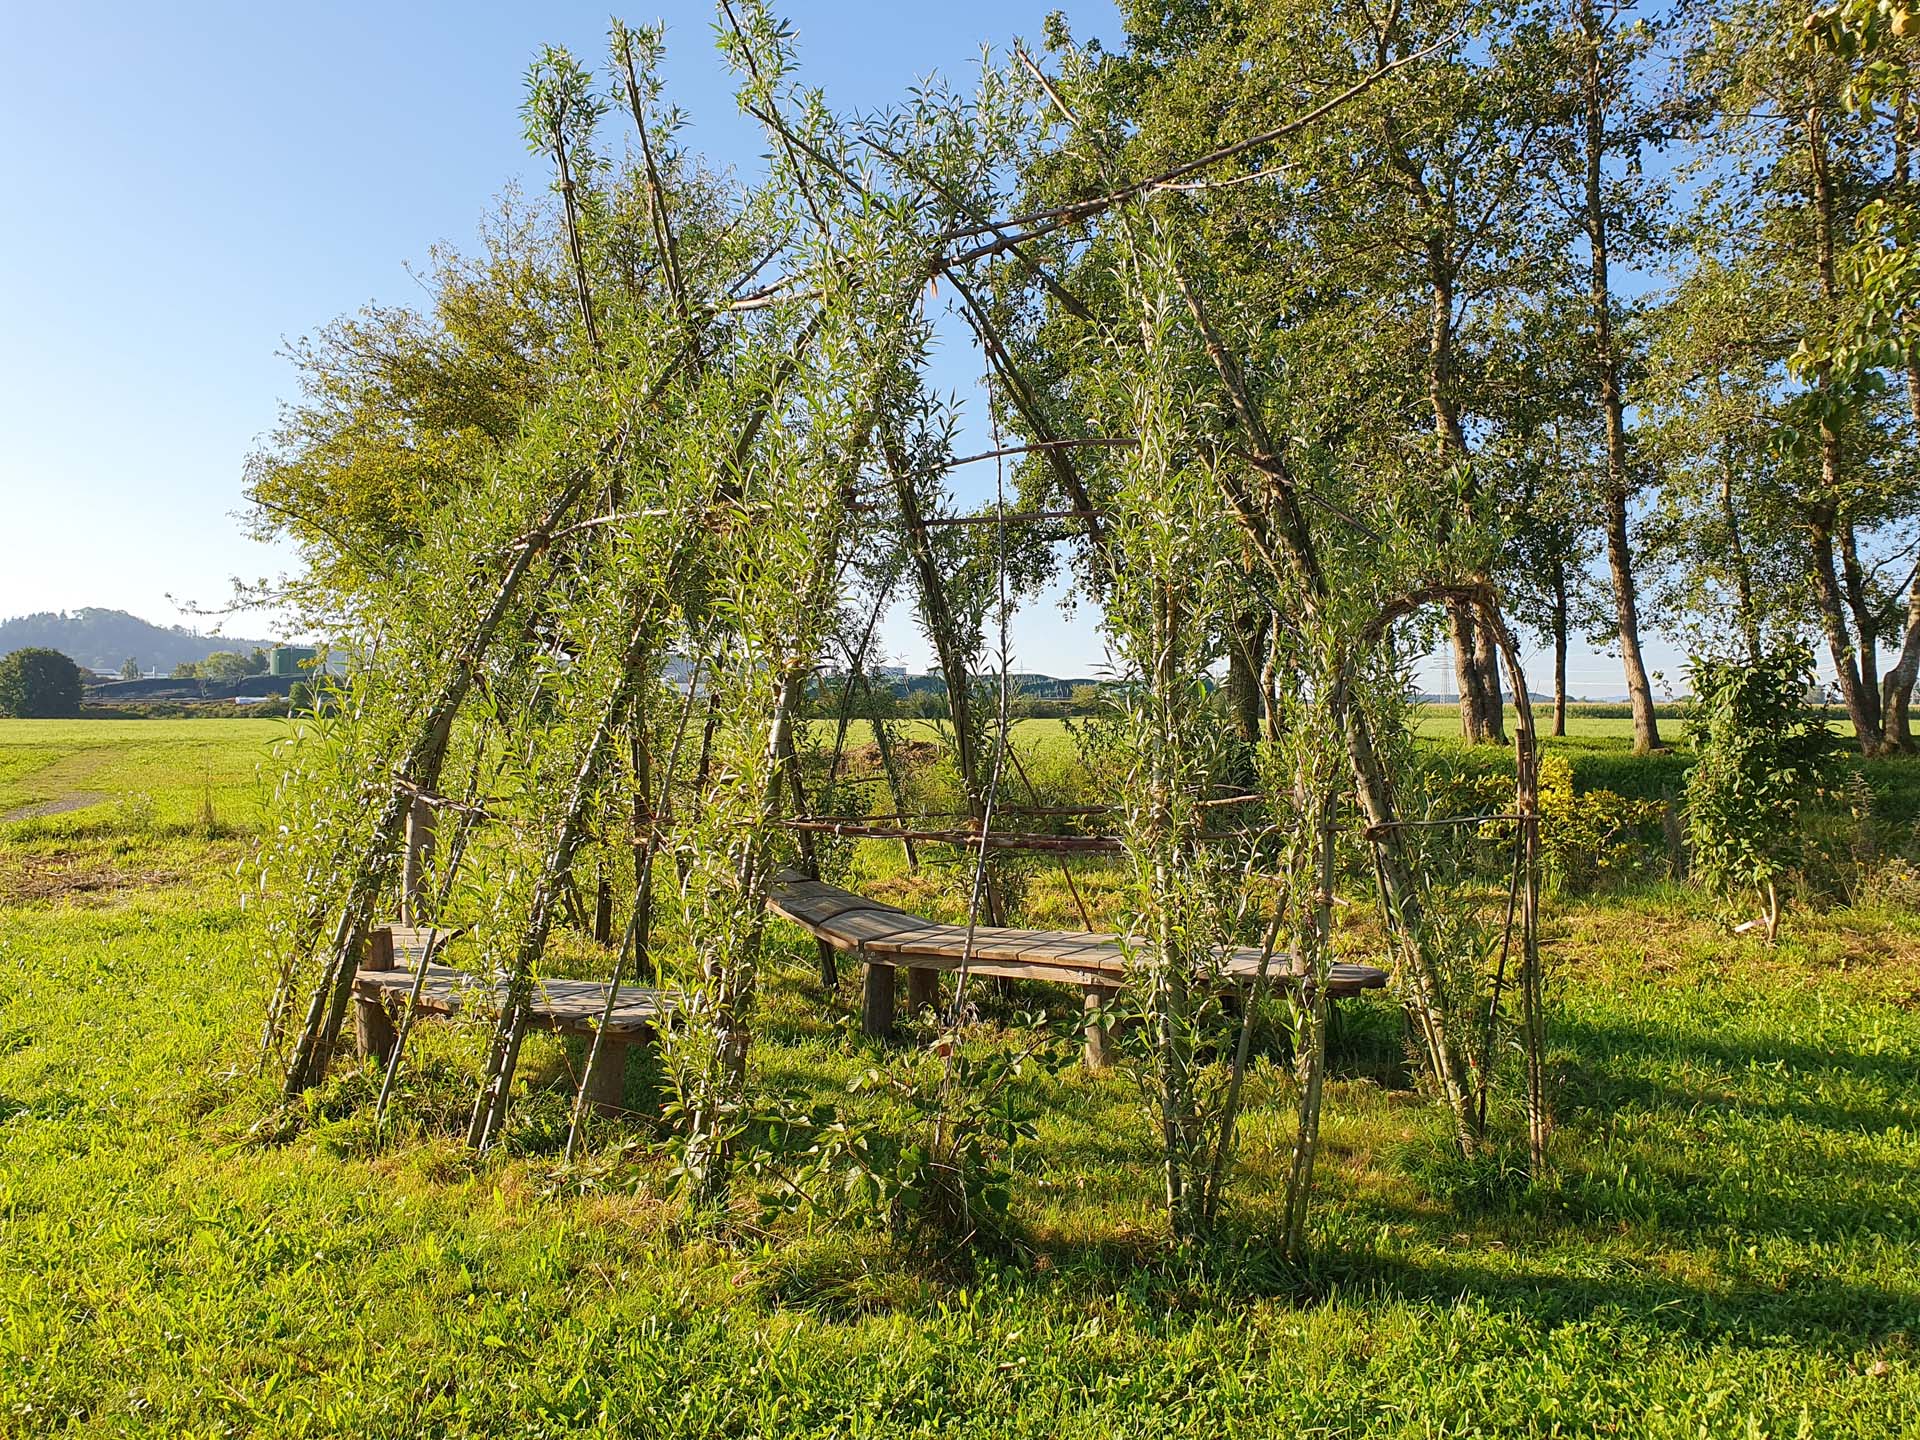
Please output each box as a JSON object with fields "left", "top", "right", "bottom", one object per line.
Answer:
{"left": 2, "top": 718, "right": 1917, "bottom": 1434}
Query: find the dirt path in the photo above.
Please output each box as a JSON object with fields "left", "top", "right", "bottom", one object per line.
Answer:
{"left": 1, "top": 791, "right": 108, "bottom": 823}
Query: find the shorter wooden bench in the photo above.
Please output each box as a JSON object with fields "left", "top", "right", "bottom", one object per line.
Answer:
{"left": 351, "top": 926, "right": 670, "bottom": 1112}
{"left": 767, "top": 871, "right": 1390, "bottom": 1066}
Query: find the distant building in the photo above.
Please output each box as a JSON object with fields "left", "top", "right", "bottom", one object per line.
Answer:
{"left": 269, "top": 645, "right": 318, "bottom": 677}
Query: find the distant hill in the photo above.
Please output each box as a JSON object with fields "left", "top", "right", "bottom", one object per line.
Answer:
{"left": 0, "top": 608, "right": 278, "bottom": 674}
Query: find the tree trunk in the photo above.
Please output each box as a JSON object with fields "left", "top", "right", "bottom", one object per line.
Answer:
{"left": 1807, "top": 100, "right": 1883, "bottom": 753}
{"left": 1475, "top": 617, "right": 1508, "bottom": 743}
{"left": 1428, "top": 239, "right": 1478, "bottom": 745}
{"left": 1582, "top": 0, "right": 1661, "bottom": 753}
{"left": 1552, "top": 557, "right": 1569, "bottom": 738}
{"left": 629, "top": 723, "right": 657, "bottom": 980}
{"left": 1424, "top": 242, "right": 1505, "bottom": 747}
{"left": 592, "top": 867, "right": 613, "bottom": 945}
{"left": 1601, "top": 489, "right": 1660, "bottom": 750}
{"left": 1809, "top": 514, "right": 1883, "bottom": 752}
{"left": 1224, "top": 605, "right": 1266, "bottom": 747}
{"left": 1839, "top": 524, "right": 1883, "bottom": 735}
{"left": 400, "top": 796, "right": 436, "bottom": 926}
{"left": 1884, "top": 352, "right": 1920, "bottom": 753}
{"left": 1879, "top": 571, "right": 1920, "bottom": 753}
{"left": 1450, "top": 603, "right": 1490, "bottom": 741}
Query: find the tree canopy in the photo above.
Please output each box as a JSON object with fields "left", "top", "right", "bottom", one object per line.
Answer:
{"left": 0, "top": 648, "right": 83, "bottom": 718}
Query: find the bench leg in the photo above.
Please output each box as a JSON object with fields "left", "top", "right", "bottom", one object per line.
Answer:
{"left": 355, "top": 994, "right": 397, "bottom": 1065}
{"left": 862, "top": 962, "right": 896, "bottom": 1038}
{"left": 1082, "top": 985, "right": 1116, "bottom": 1070}
{"left": 583, "top": 1037, "right": 629, "bottom": 1115}
{"left": 906, "top": 965, "right": 940, "bottom": 1019}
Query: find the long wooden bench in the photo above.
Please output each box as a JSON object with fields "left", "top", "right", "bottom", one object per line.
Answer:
{"left": 767, "top": 870, "right": 1389, "bottom": 1066}
{"left": 351, "top": 926, "right": 669, "bottom": 1112}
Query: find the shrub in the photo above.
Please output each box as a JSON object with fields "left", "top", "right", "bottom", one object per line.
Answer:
{"left": 746, "top": 1037, "right": 1045, "bottom": 1260}
{"left": 1535, "top": 753, "right": 1665, "bottom": 890}
{"left": 1856, "top": 853, "right": 1920, "bottom": 912}
{"left": 1409, "top": 752, "right": 1662, "bottom": 892}
{"left": 0, "top": 647, "right": 84, "bottom": 718}
{"left": 1683, "top": 647, "right": 1839, "bottom": 941}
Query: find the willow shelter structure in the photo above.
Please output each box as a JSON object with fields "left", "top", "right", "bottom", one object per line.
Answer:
{"left": 261, "top": 5, "right": 1547, "bottom": 1246}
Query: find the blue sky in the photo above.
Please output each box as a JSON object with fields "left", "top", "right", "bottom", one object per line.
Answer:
{"left": 0, "top": 0, "right": 1680, "bottom": 695}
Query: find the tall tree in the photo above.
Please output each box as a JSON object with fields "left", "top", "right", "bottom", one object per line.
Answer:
{"left": 1026, "top": 0, "right": 1561, "bottom": 743}
{"left": 1558, "top": 0, "right": 1665, "bottom": 750}
{"left": 1679, "top": 0, "right": 1918, "bottom": 753}
{"left": 1643, "top": 255, "right": 1810, "bottom": 664}
{"left": 1801, "top": 0, "right": 1920, "bottom": 750}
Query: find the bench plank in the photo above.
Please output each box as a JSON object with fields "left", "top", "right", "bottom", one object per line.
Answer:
{"left": 352, "top": 963, "right": 668, "bottom": 1039}
{"left": 765, "top": 870, "right": 1390, "bottom": 1016}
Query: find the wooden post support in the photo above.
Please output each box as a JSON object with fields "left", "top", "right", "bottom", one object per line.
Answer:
{"left": 583, "top": 1036, "right": 628, "bottom": 1115}
{"left": 906, "top": 965, "right": 940, "bottom": 1018}
{"left": 1662, "top": 792, "right": 1686, "bottom": 879}
{"left": 354, "top": 927, "right": 398, "bottom": 1064}
{"left": 592, "top": 869, "right": 613, "bottom": 945}
{"left": 862, "top": 962, "right": 897, "bottom": 1038}
{"left": 356, "top": 997, "right": 398, "bottom": 1065}
{"left": 401, "top": 797, "right": 437, "bottom": 926}
{"left": 1082, "top": 984, "right": 1116, "bottom": 1070}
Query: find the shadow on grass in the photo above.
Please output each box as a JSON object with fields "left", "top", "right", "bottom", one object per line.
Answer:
{"left": 1300, "top": 1243, "right": 1917, "bottom": 1353}
{"left": 1006, "top": 993, "right": 1920, "bottom": 1355}
{"left": 994, "top": 1181, "right": 1918, "bottom": 1358}
{"left": 1551, "top": 1013, "right": 1912, "bottom": 1105}
{"left": 1553, "top": 1012, "right": 1919, "bottom": 1117}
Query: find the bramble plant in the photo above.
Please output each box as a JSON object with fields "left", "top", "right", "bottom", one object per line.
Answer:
{"left": 1684, "top": 646, "right": 1840, "bottom": 940}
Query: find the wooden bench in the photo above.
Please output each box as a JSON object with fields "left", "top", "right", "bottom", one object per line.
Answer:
{"left": 766, "top": 871, "right": 1390, "bottom": 1066}
{"left": 351, "top": 926, "right": 669, "bottom": 1113}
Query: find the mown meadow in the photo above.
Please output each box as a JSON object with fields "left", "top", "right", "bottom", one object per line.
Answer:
{"left": 2, "top": 715, "right": 1918, "bottom": 1437}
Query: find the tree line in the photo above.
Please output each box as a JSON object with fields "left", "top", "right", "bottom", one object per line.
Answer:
{"left": 248, "top": 0, "right": 1920, "bottom": 760}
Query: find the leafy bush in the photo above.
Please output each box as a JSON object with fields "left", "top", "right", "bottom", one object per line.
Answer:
{"left": 1683, "top": 647, "right": 1839, "bottom": 940}
{"left": 1409, "top": 752, "right": 1663, "bottom": 892}
{"left": 746, "top": 1032, "right": 1047, "bottom": 1258}
{"left": 1534, "top": 753, "right": 1665, "bottom": 890}
{"left": 0, "top": 647, "right": 83, "bottom": 718}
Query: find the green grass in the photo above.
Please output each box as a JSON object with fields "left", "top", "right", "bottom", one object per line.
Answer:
{"left": 0, "top": 718, "right": 284, "bottom": 824}
{"left": 805, "top": 715, "right": 1080, "bottom": 754}
{"left": 1409, "top": 703, "right": 1858, "bottom": 743}
{"left": 3, "top": 718, "right": 1919, "bottom": 1435}
{"left": 0, "top": 719, "right": 289, "bottom": 911}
